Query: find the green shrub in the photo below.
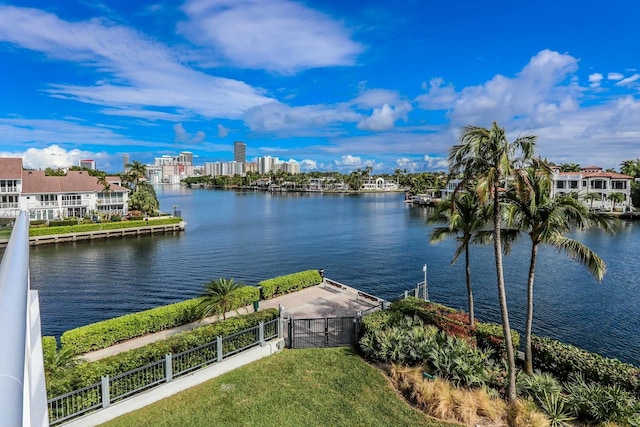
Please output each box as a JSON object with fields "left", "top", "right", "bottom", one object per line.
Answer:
{"left": 29, "top": 220, "right": 47, "bottom": 227}
{"left": 389, "top": 297, "right": 474, "bottom": 340}
{"left": 49, "top": 219, "right": 78, "bottom": 227}
{"left": 61, "top": 298, "right": 202, "bottom": 355}
{"left": 359, "top": 309, "right": 393, "bottom": 335}
{"left": 49, "top": 309, "right": 279, "bottom": 397}
{"left": 258, "top": 269, "right": 321, "bottom": 299}
{"left": 110, "top": 215, "right": 122, "bottom": 222}
{"left": 42, "top": 335, "right": 58, "bottom": 353}
{"left": 475, "top": 322, "right": 520, "bottom": 356}
{"left": 532, "top": 336, "right": 640, "bottom": 397}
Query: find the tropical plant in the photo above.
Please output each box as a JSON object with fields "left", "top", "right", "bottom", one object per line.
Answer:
{"left": 504, "top": 165, "right": 612, "bottom": 375}
{"left": 559, "top": 163, "right": 581, "bottom": 172}
{"left": 538, "top": 391, "right": 575, "bottom": 427}
{"left": 449, "top": 121, "right": 537, "bottom": 402}
{"left": 125, "top": 160, "right": 147, "bottom": 190}
{"left": 608, "top": 191, "right": 626, "bottom": 211}
{"left": 582, "top": 192, "right": 600, "bottom": 210}
{"left": 196, "top": 278, "right": 245, "bottom": 320}
{"left": 429, "top": 190, "right": 491, "bottom": 327}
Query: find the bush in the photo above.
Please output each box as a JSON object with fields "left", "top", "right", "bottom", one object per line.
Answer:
{"left": 389, "top": 298, "right": 474, "bottom": 340}
{"left": 259, "top": 269, "right": 321, "bottom": 299}
{"left": 29, "top": 220, "right": 47, "bottom": 227}
{"left": 531, "top": 336, "right": 640, "bottom": 397}
{"left": 61, "top": 298, "right": 202, "bottom": 355}
{"left": 49, "top": 219, "right": 78, "bottom": 227}
{"left": 49, "top": 309, "right": 279, "bottom": 397}
{"left": 476, "top": 322, "right": 520, "bottom": 356}
{"left": 110, "top": 215, "right": 122, "bottom": 222}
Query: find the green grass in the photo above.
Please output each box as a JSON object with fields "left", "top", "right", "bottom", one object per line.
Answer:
{"left": 101, "top": 348, "right": 449, "bottom": 427}
{"left": 28, "top": 217, "right": 183, "bottom": 237}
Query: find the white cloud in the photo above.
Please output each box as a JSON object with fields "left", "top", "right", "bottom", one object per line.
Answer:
{"left": 244, "top": 102, "right": 361, "bottom": 133}
{"left": 0, "top": 145, "right": 115, "bottom": 171}
{"left": 589, "top": 73, "right": 604, "bottom": 88}
{"left": 353, "top": 89, "right": 401, "bottom": 109}
{"left": 299, "top": 159, "right": 317, "bottom": 170}
{"left": 607, "top": 72, "right": 624, "bottom": 81}
{"left": 416, "top": 77, "right": 458, "bottom": 110}
{"left": 357, "top": 103, "right": 411, "bottom": 131}
{"left": 615, "top": 73, "right": 640, "bottom": 86}
{"left": 333, "top": 155, "right": 375, "bottom": 169}
{"left": 0, "top": 5, "right": 273, "bottom": 119}
{"left": 179, "top": 0, "right": 364, "bottom": 73}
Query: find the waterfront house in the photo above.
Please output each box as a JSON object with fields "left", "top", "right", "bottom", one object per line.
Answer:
{"left": 361, "top": 177, "right": 399, "bottom": 191}
{"left": 551, "top": 166, "right": 632, "bottom": 210}
{"left": 0, "top": 157, "right": 129, "bottom": 220}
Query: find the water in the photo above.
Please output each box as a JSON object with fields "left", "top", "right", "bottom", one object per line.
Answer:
{"left": 27, "top": 185, "right": 640, "bottom": 366}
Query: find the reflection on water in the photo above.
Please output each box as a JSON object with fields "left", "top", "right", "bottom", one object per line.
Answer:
{"left": 28, "top": 185, "right": 640, "bottom": 366}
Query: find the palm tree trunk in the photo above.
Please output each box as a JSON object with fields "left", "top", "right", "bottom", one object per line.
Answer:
{"left": 493, "top": 185, "right": 517, "bottom": 403}
{"left": 524, "top": 242, "right": 539, "bottom": 375}
{"left": 465, "top": 244, "right": 474, "bottom": 327}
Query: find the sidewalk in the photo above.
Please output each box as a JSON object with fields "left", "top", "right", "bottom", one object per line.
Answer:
{"left": 80, "top": 281, "right": 379, "bottom": 362}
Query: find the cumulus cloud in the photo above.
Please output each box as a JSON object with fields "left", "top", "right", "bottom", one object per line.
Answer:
{"left": 416, "top": 77, "right": 458, "bottom": 110}
{"left": 178, "top": 0, "right": 364, "bottom": 73}
{"left": 0, "top": 145, "right": 114, "bottom": 171}
{"left": 588, "top": 73, "right": 604, "bottom": 88}
{"left": 299, "top": 159, "right": 317, "bottom": 170}
{"left": 173, "top": 123, "right": 206, "bottom": 143}
{"left": 357, "top": 103, "right": 411, "bottom": 131}
{"left": 607, "top": 72, "right": 624, "bottom": 81}
{"left": 0, "top": 5, "right": 273, "bottom": 119}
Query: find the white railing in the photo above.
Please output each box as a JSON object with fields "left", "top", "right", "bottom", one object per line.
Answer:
{"left": 0, "top": 211, "right": 48, "bottom": 426}
{"left": 0, "top": 186, "right": 18, "bottom": 193}
{"left": 0, "top": 202, "right": 19, "bottom": 209}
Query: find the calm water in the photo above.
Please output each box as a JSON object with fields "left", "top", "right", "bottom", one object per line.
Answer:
{"left": 28, "top": 186, "right": 640, "bottom": 366}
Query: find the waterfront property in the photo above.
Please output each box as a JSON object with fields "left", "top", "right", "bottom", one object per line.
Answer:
{"left": 0, "top": 157, "right": 129, "bottom": 221}
{"left": 551, "top": 165, "right": 633, "bottom": 210}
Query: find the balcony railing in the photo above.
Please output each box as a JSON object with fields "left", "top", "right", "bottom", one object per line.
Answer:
{"left": 61, "top": 200, "right": 84, "bottom": 206}
{"left": 0, "top": 202, "right": 19, "bottom": 209}
{"left": 0, "top": 186, "right": 18, "bottom": 193}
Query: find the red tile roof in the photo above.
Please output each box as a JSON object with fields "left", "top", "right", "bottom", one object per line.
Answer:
{"left": 0, "top": 158, "right": 23, "bottom": 179}
{"left": 21, "top": 170, "right": 128, "bottom": 194}
{"left": 582, "top": 171, "right": 632, "bottom": 179}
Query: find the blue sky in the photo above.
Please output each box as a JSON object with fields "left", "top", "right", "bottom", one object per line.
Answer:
{"left": 1, "top": 0, "right": 639, "bottom": 173}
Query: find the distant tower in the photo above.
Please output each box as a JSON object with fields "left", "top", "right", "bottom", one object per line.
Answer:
{"left": 123, "top": 154, "right": 130, "bottom": 171}
{"left": 79, "top": 159, "right": 96, "bottom": 170}
{"left": 234, "top": 141, "right": 246, "bottom": 163}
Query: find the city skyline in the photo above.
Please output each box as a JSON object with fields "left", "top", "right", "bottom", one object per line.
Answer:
{"left": 1, "top": 1, "right": 639, "bottom": 173}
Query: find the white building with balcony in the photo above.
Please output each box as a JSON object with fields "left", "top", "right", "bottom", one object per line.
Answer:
{"left": 552, "top": 166, "right": 632, "bottom": 210}
{"left": 0, "top": 158, "right": 129, "bottom": 220}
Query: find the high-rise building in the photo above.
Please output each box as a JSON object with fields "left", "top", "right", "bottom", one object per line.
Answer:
{"left": 123, "top": 154, "right": 130, "bottom": 171}
{"left": 234, "top": 141, "right": 246, "bottom": 163}
{"left": 79, "top": 159, "right": 96, "bottom": 170}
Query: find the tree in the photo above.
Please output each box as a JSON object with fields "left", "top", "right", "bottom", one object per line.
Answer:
{"left": 429, "top": 190, "right": 491, "bottom": 327}
{"left": 128, "top": 182, "right": 159, "bottom": 215}
{"left": 559, "top": 163, "right": 581, "bottom": 172}
{"left": 620, "top": 159, "right": 640, "bottom": 208}
{"left": 125, "top": 160, "right": 147, "bottom": 190}
{"left": 449, "top": 121, "right": 536, "bottom": 403}
{"left": 608, "top": 192, "right": 626, "bottom": 212}
{"left": 582, "top": 192, "right": 600, "bottom": 210}
{"left": 96, "top": 174, "right": 111, "bottom": 193}
{"left": 504, "top": 165, "right": 611, "bottom": 375}
{"left": 196, "top": 278, "right": 244, "bottom": 320}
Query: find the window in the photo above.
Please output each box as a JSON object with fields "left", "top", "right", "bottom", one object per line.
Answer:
{"left": 570, "top": 181, "right": 578, "bottom": 189}
{"left": 591, "top": 181, "right": 606, "bottom": 190}
{"left": 556, "top": 181, "right": 566, "bottom": 189}
{"left": 612, "top": 181, "right": 627, "bottom": 190}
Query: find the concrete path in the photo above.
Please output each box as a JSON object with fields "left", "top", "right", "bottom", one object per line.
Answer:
{"left": 80, "top": 280, "right": 379, "bottom": 362}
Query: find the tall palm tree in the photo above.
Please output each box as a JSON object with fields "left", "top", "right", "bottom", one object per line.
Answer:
{"left": 449, "top": 121, "right": 536, "bottom": 403}
{"left": 429, "top": 190, "right": 491, "bottom": 327}
{"left": 504, "top": 166, "right": 612, "bottom": 375}
{"left": 608, "top": 192, "right": 626, "bottom": 212}
{"left": 196, "top": 278, "right": 244, "bottom": 320}
{"left": 582, "top": 192, "right": 600, "bottom": 210}
{"left": 126, "top": 160, "right": 147, "bottom": 190}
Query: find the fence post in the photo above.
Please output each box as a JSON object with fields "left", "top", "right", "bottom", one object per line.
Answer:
{"left": 259, "top": 321, "right": 265, "bottom": 347}
{"left": 101, "top": 376, "right": 110, "bottom": 408}
{"left": 278, "top": 310, "right": 284, "bottom": 339}
{"left": 217, "top": 336, "right": 223, "bottom": 362}
{"left": 404, "top": 290, "right": 408, "bottom": 299}
{"left": 414, "top": 286, "right": 418, "bottom": 298}
{"left": 165, "top": 354, "right": 173, "bottom": 383}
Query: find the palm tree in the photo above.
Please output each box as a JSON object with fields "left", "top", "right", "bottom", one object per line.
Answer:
{"left": 196, "top": 278, "right": 244, "bottom": 320}
{"left": 429, "top": 190, "right": 491, "bottom": 327}
{"left": 126, "top": 160, "right": 147, "bottom": 190}
{"left": 504, "top": 166, "right": 611, "bottom": 375}
{"left": 608, "top": 192, "right": 626, "bottom": 212}
{"left": 449, "top": 121, "right": 536, "bottom": 403}
{"left": 582, "top": 192, "right": 600, "bottom": 210}
{"left": 96, "top": 174, "right": 111, "bottom": 193}
{"left": 560, "top": 163, "right": 581, "bottom": 172}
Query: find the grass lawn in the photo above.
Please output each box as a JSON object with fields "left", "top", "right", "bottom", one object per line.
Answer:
{"left": 101, "top": 348, "right": 450, "bottom": 427}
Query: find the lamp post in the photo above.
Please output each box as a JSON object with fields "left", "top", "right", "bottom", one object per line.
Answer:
{"left": 422, "top": 264, "right": 429, "bottom": 301}
{"left": 173, "top": 205, "right": 177, "bottom": 217}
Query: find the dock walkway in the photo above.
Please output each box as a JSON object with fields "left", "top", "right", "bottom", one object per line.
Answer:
{"left": 80, "top": 280, "right": 381, "bottom": 362}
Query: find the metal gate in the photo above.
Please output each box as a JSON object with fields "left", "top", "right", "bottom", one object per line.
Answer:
{"left": 287, "top": 317, "right": 358, "bottom": 348}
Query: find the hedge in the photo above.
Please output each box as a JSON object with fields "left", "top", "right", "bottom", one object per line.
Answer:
{"left": 532, "top": 335, "right": 640, "bottom": 397}
{"left": 259, "top": 269, "right": 321, "bottom": 299}
{"left": 29, "top": 217, "right": 183, "bottom": 237}
{"left": 61, "top": 285, "right": 261, "bottom": 355}
{"left": 475, "top": 322, "right": 520, "bottom": 356}
{"left": 48, "top": 309, "right": 279, "bottom": 397}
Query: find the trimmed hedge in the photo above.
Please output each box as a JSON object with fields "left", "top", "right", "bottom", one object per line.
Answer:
{"left": 532, "top": 335, "right": 640, "bottom": 397}
{"left": 42, "top": 336, "right": 58, "bottom": 355}
{"left": 48, "top": 309, "right": 279, "bottom": 397}
{"left": 259, "top": 269, "right": 321, "bottom": 299}
{"left": 61, "top": 285, "right": 261, "bottom": 355}
{"left": 29, "top": 217, "right": 183, "bottom": 237}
